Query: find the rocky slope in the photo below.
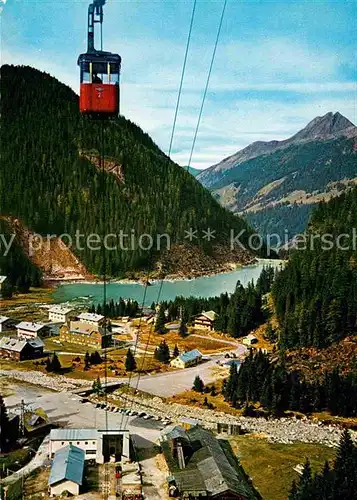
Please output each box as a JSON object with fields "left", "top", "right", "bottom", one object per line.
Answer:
{"left": 3, "top": 216, "right": 91, "bottom": 282}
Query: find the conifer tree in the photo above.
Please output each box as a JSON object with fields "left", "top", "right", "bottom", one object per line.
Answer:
{"left": 179, "top": 319, "right": 187, "bottom": 337}
{"left": 0, "top": 395, "right": 11, "bottom": 452}
{"left": 193, "top": 375, "right": 204, "bottom": 393}
{"left": 84, "top": 351, "right": 91, "bottom": 370}
{"left": 45, "top": 356, "right": 52, "bottom": 372}
{"left": 51, "top": 353, "right": 62, "bottom": 373}
{"left": 155, "top": 304, "right": 167, "bottom": 334}
{"left": 125, "top": 349, "right": 136, "bottom": 372}
{"left": 333, "top": 429, "right": 357, "bottom": 499}
{"left": 173, "top": 344, "right": 180, "bottom": 358}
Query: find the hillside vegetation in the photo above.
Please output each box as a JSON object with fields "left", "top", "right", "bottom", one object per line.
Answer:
{"left": 197, "top": 112, "right": 357, "bottom": 239}
{"left": 272, "top": 187, "right": 357, "bottom": 349}
{"left": 0, "top": 65, "right": 261, "bottom": 278}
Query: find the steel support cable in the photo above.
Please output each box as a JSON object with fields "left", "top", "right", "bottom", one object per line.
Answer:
{"left": 99, "top": 120, "right": 111, "bottom": 500}
{"left": 120, "top": 0, "right": 198, "bottom": 430}
{"left": 122, "top": 0, "right": 228, "bottom": 429}
{"left": 117, "top": 282, "right": 150, "bottom": 430}
{"left": 187, "top": 0, "right": 228, "bottom": 170}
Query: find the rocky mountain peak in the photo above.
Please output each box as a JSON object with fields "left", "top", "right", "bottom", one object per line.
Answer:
{"left": 290, "top": 112, "right": 355, "bottom": 142}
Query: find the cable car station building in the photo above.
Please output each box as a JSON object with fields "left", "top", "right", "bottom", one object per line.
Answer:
{"left": 49, "top": 428, "right": 130, "bottom": 464}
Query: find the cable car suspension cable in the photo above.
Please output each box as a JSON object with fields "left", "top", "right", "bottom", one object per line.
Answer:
{"left": 119, "top": 0, "right": 198, "bottom": 431}
{"left": 187, "top": 0, "right": 228, "bottom": 170}
{"left": 122, "top": 0, "right": 228, "bottom": 430}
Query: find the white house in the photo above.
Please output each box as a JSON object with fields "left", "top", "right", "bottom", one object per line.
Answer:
{"left": 16, "top": 322, "right": 49, "bottom": 339}
{"left": 0, "top": 316, "right": 15, "bottom": 333}
{"left": 77, "top": 312, "right": 105, "bottom": 329}
{"left": 48, "top": 306, "right": 75, "bottom": 324}
{"left": 48, "top": 445, "right": 84, "bottom": 497}
{"left": 49, "top": 428, "right": 130, "bottom": 464}
{"left": 170, "top": 349, "right": 203, "bottom": 369}
{"left": 242, "top": 334, "right": 258, "bottom": 346}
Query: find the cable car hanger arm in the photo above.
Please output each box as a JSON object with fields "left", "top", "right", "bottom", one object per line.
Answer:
{"left": 87, "top": 0, "right": 106, "bottom": 53}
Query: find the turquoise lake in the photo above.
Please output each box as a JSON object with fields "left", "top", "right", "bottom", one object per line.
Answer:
{"left": 53, "top": 260, "right": 283, "bottom": 306}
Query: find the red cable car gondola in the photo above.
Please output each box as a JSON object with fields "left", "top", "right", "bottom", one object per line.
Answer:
{"left": 78, "top": 0, "right": 121, "bottom": 119}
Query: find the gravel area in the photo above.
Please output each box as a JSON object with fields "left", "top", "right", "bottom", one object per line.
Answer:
{"left": 113, "top": 392, "right": 357, "bottom": 448}
{"left": 0, "top": 369, "right": 117, "bottom": 391}
{"left": 2, "top": 369, "right": 356, "bottom": 448}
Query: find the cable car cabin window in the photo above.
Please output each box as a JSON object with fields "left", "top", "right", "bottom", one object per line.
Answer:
{"left": 81, "top": 71, "right": 91, "bottom": 83}
{"left": 80, "top": 62, "right": 119, "bottom": 85}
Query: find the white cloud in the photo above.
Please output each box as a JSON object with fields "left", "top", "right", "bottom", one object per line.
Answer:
{"left": 2, "top": 34, "right": 356, "bottom": 169}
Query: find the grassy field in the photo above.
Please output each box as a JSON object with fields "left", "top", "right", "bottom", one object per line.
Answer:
{"left": 44, "top": 337, "right": 100, "bottom": 354}
{"left": 0, "top": 287, "right": 53, "bottom": 322}
{"left": 0, "top": 448, "right": 31, "bottom": 476}
{"left": 167, "top": 380, "right": 245, "bottom": 416}
{"left": 229, "top": 434, "right": 336, "bottom": 500}
{"left": 136, "top": 325, "right": 233, "bottom": 354}
{"left": 23, "top": 466, "right": 50, "bottom": 499}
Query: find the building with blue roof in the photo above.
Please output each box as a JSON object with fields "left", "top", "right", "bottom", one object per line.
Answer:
{"left": 49, "top": 444, "right": 85, "bottom": 497}
{"left": 170, "top": 349, "right": 202, "bottom": 369}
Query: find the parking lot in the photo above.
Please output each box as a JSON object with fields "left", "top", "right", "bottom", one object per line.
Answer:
{"left": 4, "top": 384, "right": 165, "bottom": 449}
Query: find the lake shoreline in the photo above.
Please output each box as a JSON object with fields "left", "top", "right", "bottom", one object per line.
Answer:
{"left": 47, "top": 258, "right": 285, "bottom": 287}
{"left": 52, "top": 259, "right": 285, "bottom": 306}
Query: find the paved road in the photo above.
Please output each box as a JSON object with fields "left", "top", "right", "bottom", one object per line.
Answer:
{"left": 4, "top": 390, "right": 163, "bottom": 450}
{"left": 119, "top": 345, "right": 246, "bottom": 397}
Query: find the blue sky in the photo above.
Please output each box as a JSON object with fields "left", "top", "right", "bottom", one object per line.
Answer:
{"left": 1, "top": 0, "right": 356, "bottom": 168}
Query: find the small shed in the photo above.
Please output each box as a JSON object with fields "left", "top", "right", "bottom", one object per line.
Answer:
{"left": 49, "top": 444, "right": 85, "bottom": 497}
{"left": 0, "top": 315, "right": 16, "bottom": 333}
{"left": 243, "top": 334, "right": 258, "bottom": 346}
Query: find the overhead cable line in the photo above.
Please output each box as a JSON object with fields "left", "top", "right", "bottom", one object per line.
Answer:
{"left": 119, "top": 0, "right": 198, "bottom": 431}
{"left": 187, "top": 0, "right": 228, "bottom": 169}
{"left": 119, "top": 0, "right": 197, "bottom": 427}
{"left": 122, "top": 0, "right": 228, "bottom": 431}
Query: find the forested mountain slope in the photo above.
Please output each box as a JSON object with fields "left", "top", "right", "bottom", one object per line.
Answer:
{"left": 0, "top": 65, "right": 261, "bottom": 278}
{"left": 272, "top": 187, "right": 357, "bottom": 348}
{"left": 0, "top": 219, "right": 42, "bottom": 293}
{"left": 197, "top": 113, "right": 357, "bottom": 239}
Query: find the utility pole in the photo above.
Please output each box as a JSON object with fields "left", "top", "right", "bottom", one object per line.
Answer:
{"left": 19, "top": 399, "right": 25, "bottom": 438}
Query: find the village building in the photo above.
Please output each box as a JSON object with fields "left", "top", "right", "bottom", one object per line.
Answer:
{"left": 0, "top": 276, "right": 8, "bottom": 297}
{"left": 242, "top": 334, "right": 258, "bottom": 347}
{"left": 180, "top": 417, "right": 200, "bottom": 430}
{"left": 0, "top": 315, "right": 16, "bottom": 333}
{"left": 23, "top": 408, "right": 50, "bottom": 435}
{"left": 0, "top": 337, "right": 44, "bottom": 361}
{"left": 60, "top": 319, "right": 112, "bottom": 348}
{"left": 161, "top": 425, "right": 257, "bottom": 499}
{"left": 48, "top": 444, "right": 85, "bottom": 497}
{"left": 193, "top": 311, "right": 218, "bottom": 331}
{"left": 77, "top": 312, "right": 105, "bottom": 328}
{"left": 16, "top": 321, "right": 50, "bottom": 339}
{"left": 140, "top": 307, "right": 155, "bottom": 322}
{"left": 170, "top": 349, "right": 202, "bottom": 369}
{"left": 48, "top": 306, "right": 75, "bottom": 324}
{"left": 49, "top": 428, "right": 130, "bottom": 464}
